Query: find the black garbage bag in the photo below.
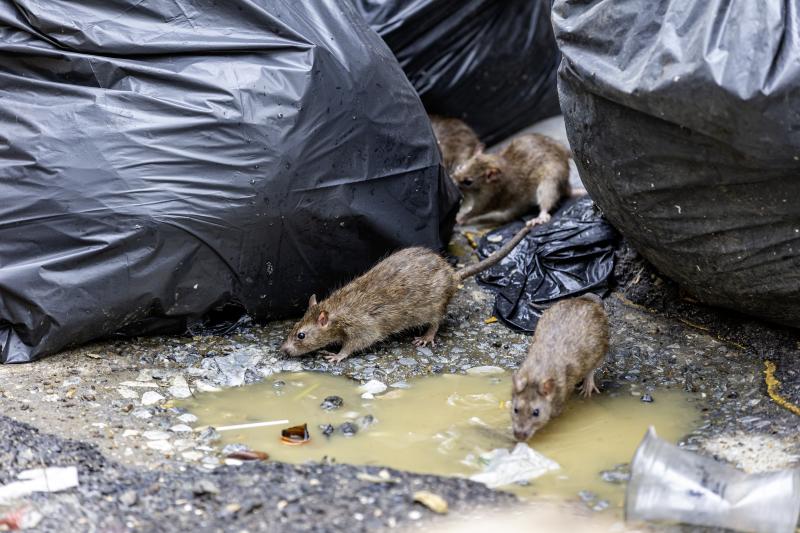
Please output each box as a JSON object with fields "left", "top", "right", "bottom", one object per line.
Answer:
{"left": 476, "top": 198, "right": 617, "bottom": 332}
{"left": 349, "top": 0, "right": 561, "bottom": 145}
{"left": 0, "top": 0, "right": 460, "bottom": 363}
{"left": 553, "top": 0, "right": 800, "bottom": 328}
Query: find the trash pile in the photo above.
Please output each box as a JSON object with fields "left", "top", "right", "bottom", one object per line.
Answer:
{"left": 554, "top": 0, "right": 800, "bottom": 328}
{"left": 0, "top": 0, "right": 459, "bottom": 363}
{"left": 349, "top": 0, "right": 561, "bottom": 145}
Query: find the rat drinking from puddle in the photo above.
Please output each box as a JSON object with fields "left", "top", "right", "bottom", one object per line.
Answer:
{"left": 453, "top": 133, "right": 571, "bottom": 229}
{"left": 279, "top": 225, "right": 532, "bottom": 363}
{"left": 511, "top": 294, "right": 609, "bottom": 441}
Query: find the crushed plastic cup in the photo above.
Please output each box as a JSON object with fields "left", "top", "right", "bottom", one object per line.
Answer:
{"left": 625, "top": 427, "right": 800, "bottom": 533}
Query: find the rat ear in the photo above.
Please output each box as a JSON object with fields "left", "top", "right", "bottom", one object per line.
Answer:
{"left": 512, "top": 372, "right": 527, "bottom": 393}
{"left": 317, "top": 310, "right": 329, "bottom": 328}
{"left": 308, "top": 294, "right": 317, "bottom": 308}
{"left": 485, "top": 166, "right": 500, "bottom": 182}
{"left": 539, "top": 378, "right": 555, "bottom": 397}
{"left": 474, "top": 143, "right": 485, "bottom": 155}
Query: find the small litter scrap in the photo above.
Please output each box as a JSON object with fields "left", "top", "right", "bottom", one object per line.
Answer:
{"left": 476, "top": 197, "right": 617, "bottom": 332}
{"left": 280, "top": 424, "right": 310, "bottom": 446}
{"left": 0, "top": 467, "right": 79, "bottom": 503}
{"left": 470, "top": 443, "right": 559, "bottom": 488}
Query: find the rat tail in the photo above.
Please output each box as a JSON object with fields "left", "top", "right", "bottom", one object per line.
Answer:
{"left": 457, "top": 224, "right": 531, "bottom": 281}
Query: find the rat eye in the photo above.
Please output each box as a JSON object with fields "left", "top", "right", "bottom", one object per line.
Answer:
{"left": 297, "top": 332, "right": 305, "bottom": 340}
{"left": 532, "top": 408, "right": 540, "bottom": 417}
{"left": 513, "top": 406, "right": 519, "bottom": 414}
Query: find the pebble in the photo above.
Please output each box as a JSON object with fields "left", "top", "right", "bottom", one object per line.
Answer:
{"left": 390, "top": 381, "right": 410, "bottom": 389}
{"left": 146, "top": 440, "right": 173, "bottom": 452}
{"left": 408, "top": 510, "right": 422, "bottom": 520}
{"left": 132, "top": 409, "right": 152, "bottom": 419}
{"left": 198, "top": 427, "right": 221, "bottom": 444}
{"left": 222, "top": 443, "right": 250, "bottom": 455}
{"left": 600, "top": 465, "right": 630, "bottom": 484}
{"left": 193, "top": 479, "right": 220, "bottom": 495}
{"left": 119, "top": 381, "right": 158, "bottom": 389}
{"left": 320, "top": 424, "right": 335, "bottom": 437}
{"left": 141, "top": 391, "right": 165, "bottom": 406}
{"left": 400, "top": 356, "right": 419, "bottom": 366}
{"left": 136, "top": 370, "right": 154, "bottom": 382}
{"left": 143, "top": 430, "right": 171, "bottom": 440}
{"left": 466, "top": 365, "right": 505, "bottom": 375}
{"left": 119, "top": 490, "right": 138, "bottom": 506}
{"left": 640, "top": 393, "right": 654, "bottom": 403}
{"left": 361, "top": 392, "right": 374, "bottom": 400}
{"left": 224, "top": 458, "right": 244, "bottom": 466}
{"left": 358, "top": 379, "right": 387, "bottom": 395}
{"left": 122, "top": 430, "right": 139, "bottom": 438}
{"left": 195, "top": 380, "right": 221, "bottom": 393}
{"left": 168, "top": 375, "right": 192, "bottom": 399}
{"left": 178, "top": 413, "right": 198, "bottom": 424}
{"left": 118, "top": 387, "right": 139, "bottom": 399}
{"left": 340, "top": 422, "right": 358, "bottom": 437}
{"left": 170, "top": 424, "right": 193, "bottom": 434}
{"left": 320, "top": 396, "right": 344, "bottom": 410}
{"left": 182, "top": 451, "right": 203, "bottom": 461}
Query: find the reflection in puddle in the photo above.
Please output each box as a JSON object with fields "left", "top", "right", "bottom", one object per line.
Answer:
{"left": 181, "top": 372, "right": 699, "bottom": 510}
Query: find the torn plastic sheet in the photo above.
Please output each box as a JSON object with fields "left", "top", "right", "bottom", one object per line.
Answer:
{"left": 470, "top": 442, "right": 560, "bottom": 488}
{"left": 476, "top": 198, "right": 618, "bottom": 332}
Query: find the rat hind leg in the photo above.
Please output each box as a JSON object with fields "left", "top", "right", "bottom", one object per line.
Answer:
{"left": 413, "top": 321, "right": 440, "bottom": 347}
{"left": 579, "top": 369, "right": 600, "bottom": 398}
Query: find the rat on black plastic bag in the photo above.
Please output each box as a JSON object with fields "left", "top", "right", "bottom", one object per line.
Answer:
{"left": 475, "top": 197, "right": 618, "bottom": 332}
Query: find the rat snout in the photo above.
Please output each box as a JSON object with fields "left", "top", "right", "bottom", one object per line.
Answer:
{"left": 513, "top": 428, "right": 532, "bottom": 442}
{"left": 279, "top": 341, "right": 295, "bottom": 357}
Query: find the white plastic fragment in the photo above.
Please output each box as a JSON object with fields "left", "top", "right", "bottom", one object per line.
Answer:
{"left": 357, "top": 379, "right": 387, "bottom": 395}
{"left": 0, "top": 467, "right": 79, "bottom": 503}
{"left": 470, "top": 443, "right": 560, "bottom": 488}
{"left": 141, "top": 391, "right": 165, "bottom": 406}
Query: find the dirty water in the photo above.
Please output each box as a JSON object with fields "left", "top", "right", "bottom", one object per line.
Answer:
{"left": 182, "top": 371, "right": 699, "bottom": 510}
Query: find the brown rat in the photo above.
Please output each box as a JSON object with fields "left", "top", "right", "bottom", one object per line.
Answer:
{"left": 430, "top": 115, "right": 483, "bottom": 174}
{"left": 279, "top": 225, "right": 532, "bottom": 363}
{"left": 453, "top": 133, "right": 571, "bottom": 229}
{"left": 511, "top": 294, "right": 609, "bottom": 442}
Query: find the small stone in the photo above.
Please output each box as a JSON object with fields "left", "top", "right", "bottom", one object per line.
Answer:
{"left": 340, "top": 422, "right": 358, "bottom": 437}
{"left": 390, "top": 381, "right": 410, "bottom": 389}
{"left": 168, "top": 375, "right": 192, "bottom": 399}
{"left": 146, "top": 440, "right": 172, "bottom": 452}
{"left": 182, "top": 451, "right": 203, "bottom": 461}
{"left": 198, "top": 427, "right": 221, "bottom": 444}
{"left": 141, "top": 391, "right": 165, "bottom": 406}
{"left": 640, "top": 393, "right": 654, "bottom": 403}
{"left": 122, "top": 430, "right": 139, "bottom": 438}
{"left": 132, "top": 409, "right": 152, "bottom": 419}
{"left": 358, "top": 379, "right": 387, "bottom": 395}
{"left": 178, "top": 413, "right": 198, "bottom": 424}
{"left": 408, "top": 510, "right": 422, "bottom": 520}
{"left": 195, "top": 380, "right": 221, "bottom": 393}
{"left": 118, "top": 387, "right": 139, "bottom": 399}
{"left": 222, "top": 443, "right": 250, "bottom": 455}
{"left": 225, "top": 503, "right": 241, "bottom": 514}
{"left": 119, "top": 490, "right": 138, "bottom": 506}
{"left": 361, "top": 392, "right": 374, "bottom": 400}
{"left": 193, "top": 479, "right": 220, "bottom": 496}
{"left": 119, "top": 381, "right": 159, "bottom": 389}
{"left": 82, "top": 392, "right": 96, "bottom": 401}
{"left": 320, "top": 424, "right": 335, "bottom": 437}
{"left": 170, "top": 424, "right": 193, "bottom": 434}
{"left": 593, "top": 500, "right": 610, "bottom": 512}
{"left": 136, "top": 370, "right": 154, "bottom": 382}
{"left": 277, "top": 500, "right": 288, "bottom": 510}
{"left": 578, "top": 490, "right": 597, "bottom": 503}
{"left": 143, "top": 430, "right": 171, "bottom": 440}
{"left": 358, "top": 414, "right": 375, "bottom": 429}
{"left": 600, "top": 464, "right": 630, "bottom": 484}
{"left": 466, "top": 365, "right": 505, "bottom": 375}
{"left": 400, "top": 356, "right": 420, "bottom": 366}
{"left": 273, "top": 380, "right": 286, "bottom": 389}
{"left": 320, "top": 396, "right": 344, "bottom": 410}
{"left": 224, "top": 458, "right": 243, "bottom": 466}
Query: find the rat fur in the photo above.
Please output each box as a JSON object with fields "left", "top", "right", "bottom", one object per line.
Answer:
{"left": 453, "top": 133, "right": 571, "bottom": 229}
{"left": 430, "top": 115, "right": 482, "bottom": 174}
{"left": 280, "top": 225, "right": 531, "bottom": 363}
{"left": 511, "top": 294, "right": 609, "bottom": 441}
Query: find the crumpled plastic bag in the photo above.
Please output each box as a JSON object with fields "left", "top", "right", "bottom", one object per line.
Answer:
{"left": 470, "top": 442, "right": 560, "bottom": 488}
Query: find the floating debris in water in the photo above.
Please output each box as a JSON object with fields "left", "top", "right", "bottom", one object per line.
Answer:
{"left": 319, "top": 424, "right": 335, "bottom": 437}
{"left": 640, "top": 393, "right": 654, "bottom": 403}
{"left": 320, "top": 396, "right": 344, "bottom": 410}
{"left": 281, "top": 424, "right": 310, "bottom": 445}
{"left": 340, "top": 422, "right": 358, "bottom": 437}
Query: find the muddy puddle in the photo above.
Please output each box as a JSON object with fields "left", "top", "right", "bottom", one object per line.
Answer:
{"left": 182, "top": 371, "right": 699, "bottom": 511}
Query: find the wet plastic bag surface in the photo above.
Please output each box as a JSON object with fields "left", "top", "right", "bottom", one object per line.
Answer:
{"left": 476, "top": 198, "right": 617, "bottom": 332}
{"left": 553, "top": 0, "right": 800, "bottom": 327}
{"left": 0, "top": 0, "right": 460, "bottom": 363}
{"left": 349, "top": 0, "right": 561, "bottom": 145}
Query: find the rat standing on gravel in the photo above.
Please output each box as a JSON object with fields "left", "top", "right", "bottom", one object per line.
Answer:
{"left": 429, "top": 115, "right": 482, "bottom": 174}
{"left": 453, "top": 133, "right": 571, "bottom": 228}
{"left": 279, "top": 226, "right": 532, "bottom": 363}
{"left": 511, "top": 294, "right": 609, "bottom": 442}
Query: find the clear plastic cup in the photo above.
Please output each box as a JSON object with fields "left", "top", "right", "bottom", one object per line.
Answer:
{"left": 625, "top": 427, "right": 800, "bottom": 533}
